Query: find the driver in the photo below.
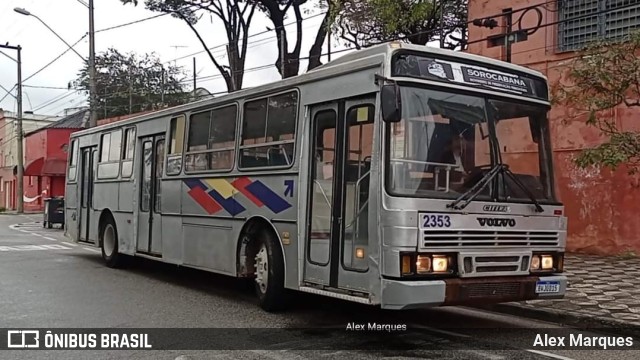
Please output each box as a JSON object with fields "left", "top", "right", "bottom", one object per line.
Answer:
{"left": 441, "top": 135, "right": 469, "bottom": 186}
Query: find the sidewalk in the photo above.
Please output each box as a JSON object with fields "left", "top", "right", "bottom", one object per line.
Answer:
{"left": 484, "top": 254, "right": 640, "bottom": 333}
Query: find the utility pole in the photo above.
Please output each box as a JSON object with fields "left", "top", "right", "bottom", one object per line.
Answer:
{"left": 88, "top": 0, "right": 97, "bottom": 126}
{"left": 16, "top": 45, "right": 23, "bottom": 213}
{"left": 439, "top": 0, "right": 445, "bottom": 48}
{"left": 0, "top": 43, "right": 24, "bottom": 213}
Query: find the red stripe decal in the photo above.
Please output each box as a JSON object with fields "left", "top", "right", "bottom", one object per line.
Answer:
{"left": 188, "top": 187, "right": 222, "bottom": 214}
{"left": 231, "top": 177, "right": 264, "bottom": 207}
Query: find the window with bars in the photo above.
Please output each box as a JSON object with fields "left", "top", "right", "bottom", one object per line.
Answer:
{"left": 558, "top": 0, "right": 640, "bottom": 51}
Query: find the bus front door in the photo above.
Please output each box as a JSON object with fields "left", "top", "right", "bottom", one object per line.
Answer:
{"left": 78, "top": 147, "right": 97, "bottom": 243}
{"left": 304, "top": 97, "right": 375, "bottom": 292}
{"left": 137, "top": 135, "right": 165, "bottom": 256}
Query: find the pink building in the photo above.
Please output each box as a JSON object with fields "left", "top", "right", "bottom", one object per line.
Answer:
{"left": 23, "top": 109, "right": 88, "bottom": 211}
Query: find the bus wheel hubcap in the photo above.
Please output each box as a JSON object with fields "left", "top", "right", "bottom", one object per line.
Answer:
{"left": 255, "top": 244, "right": 268, "bottom": 294}
{"left": 103, "top": 224, "right": 116, "bottom": 257}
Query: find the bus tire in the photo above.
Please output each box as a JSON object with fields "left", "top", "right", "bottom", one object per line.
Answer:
{"left": 100, "top": 217, "right": 124, "bottom": 268}
{"left": 254, "top": 230, "right": 288, "bottom": 312}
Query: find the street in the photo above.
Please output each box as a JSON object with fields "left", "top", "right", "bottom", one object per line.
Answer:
{"left": 0, "top": 215, "right": 637, "bottom": 360}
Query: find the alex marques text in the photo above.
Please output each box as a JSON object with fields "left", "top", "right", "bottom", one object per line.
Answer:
{"left": 346, "top": 323, "right": 407, "bottom": 332}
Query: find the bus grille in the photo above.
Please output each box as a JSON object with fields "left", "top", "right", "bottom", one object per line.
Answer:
{"left": 463, "top": 282, "right": 521, "bottom": 298}
{"left": 422, "top": 230, "right": 559, "bottom": 248}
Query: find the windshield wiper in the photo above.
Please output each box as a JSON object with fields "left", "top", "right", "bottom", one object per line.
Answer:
{"left": 499, "top": 167, "right": 544, "bottom": 213}
{"left": 447, "top": 164, "right": 545, "bottom": 212}
{"left": 447, "top": 164, "right": 505, "bottom": 210}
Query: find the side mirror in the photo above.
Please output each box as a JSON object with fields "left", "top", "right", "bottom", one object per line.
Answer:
{"left": 381, "top": 84, "right": 402, "bottom": 123}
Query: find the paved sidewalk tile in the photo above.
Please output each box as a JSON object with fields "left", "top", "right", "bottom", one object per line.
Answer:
{"left": 500, "top": 254, "right": 640, "bottom": 328}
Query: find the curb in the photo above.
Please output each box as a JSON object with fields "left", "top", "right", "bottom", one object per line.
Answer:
{"left": 476, "top": 303, "right": 640, "bottom": 337}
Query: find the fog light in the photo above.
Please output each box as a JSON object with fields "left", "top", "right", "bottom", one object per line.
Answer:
{"left": 432, "top": 256, "right": 448, "bottom": 272}
{"left": 416, "top": 255, "right": 431, "bottom": 273}
{"left": 541, "top": 255, "right": 554, "bottom": 270}
{"left": 531, "top": 255, "right": 541, "bottom": 270}
{"left": 355, "top": 247, "right": 365, "bottom": 259}
{"left": 401, "top": 255, "right": 412, "bottom": 275}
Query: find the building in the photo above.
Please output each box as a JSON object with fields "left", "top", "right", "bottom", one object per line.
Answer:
{"left": 466, "top": 0, "right": 640, "bottom": 254}
{"left": 0, "top": 109, "right": 59, "bottom": 210}
{"left": 23, "top": 109, "right": 89, "bottom": 212}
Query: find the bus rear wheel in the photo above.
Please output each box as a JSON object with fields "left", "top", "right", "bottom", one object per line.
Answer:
{"left": 254, "top": 231, "right": 287, "bottom": 312}
{"left": 101, "top": 217, "right": 124, "bottom": 268}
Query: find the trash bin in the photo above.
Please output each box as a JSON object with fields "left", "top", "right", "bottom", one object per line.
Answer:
{"left": 43, "top": 197, "right": 64, "bottom": 229}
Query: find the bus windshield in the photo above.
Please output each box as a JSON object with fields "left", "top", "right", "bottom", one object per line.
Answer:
{"left": 386, "top": 86, "right": 556, "bottom": 203}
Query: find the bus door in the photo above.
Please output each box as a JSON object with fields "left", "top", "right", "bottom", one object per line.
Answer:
{"left": 304, "top": 97, "right": 375, "bottom": 291}
{"left": 137, "top": 134, "right": 165, "bottom": 255}
{"left": 79, "top": 146, "right": 97, "bottom": 243}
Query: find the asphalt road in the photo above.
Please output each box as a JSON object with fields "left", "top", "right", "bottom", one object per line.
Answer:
{"left": 0, "top": 214, "right": 638, "bottom": 360}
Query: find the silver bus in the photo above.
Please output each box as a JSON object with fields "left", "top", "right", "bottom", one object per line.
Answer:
{"left": 65, "top": 42, "right": 567, "bottom": 311}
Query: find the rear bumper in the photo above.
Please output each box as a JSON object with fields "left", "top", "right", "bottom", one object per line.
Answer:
{"left": 380, "top": 274, "right": 566, "bottom": 310}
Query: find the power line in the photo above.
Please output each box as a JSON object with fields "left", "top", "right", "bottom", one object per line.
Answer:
{"left": 23, "top": 84, "right": 69, "bottom": 90}
{"left": 164, "top": 11, "right": 327, "bottom": 65}
{"left": 95, "top": 13, "right": 169, "bottom": 33}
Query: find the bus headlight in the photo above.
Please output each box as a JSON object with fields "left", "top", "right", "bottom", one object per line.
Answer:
{"left": 416, "top": 255, "right": 431, "bottom": 273}
{"left": 530, "top": 253, "right": 563, "bottom": 273}
{"left": 432, "top": 256, "right": 448, "bottom": 272}
{"left": 531, "top": 255, "right": 541, "bottom": 270}
{"left": 401, "top": 253, "right": 454, "bottom": 276}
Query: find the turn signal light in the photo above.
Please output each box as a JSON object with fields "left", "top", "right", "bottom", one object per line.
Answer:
{"left": 401, "top": 255, "right": 412, "bottom": 275}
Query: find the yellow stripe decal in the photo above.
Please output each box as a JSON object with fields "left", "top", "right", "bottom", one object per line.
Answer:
{"left": 204, "top": 178, "right": 237, "bottom": 199}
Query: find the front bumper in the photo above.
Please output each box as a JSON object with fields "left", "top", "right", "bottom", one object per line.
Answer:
{"left": 380, "top": 274, "right": 567, "bottom": 310}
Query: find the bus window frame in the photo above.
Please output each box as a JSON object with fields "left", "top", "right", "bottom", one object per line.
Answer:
{"left": 97, "top": 129, "right": 123, "bottom": 180}
{"left": 237, "top": 88, "right": 300, "bottom": 171}
{"left": 184, "top": 103, "right": 239, "bottom": 174}
{"left": 120, "top": 126, "right": 136, "bottom": 178}
{"left": 67, "top": 138, "right": 79, "bottom": 183}
{"left": 166, "top": 114, "right": 187, "bottom": 176}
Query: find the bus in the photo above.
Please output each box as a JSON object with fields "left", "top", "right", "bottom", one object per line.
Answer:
{"left": 65, "top": 42, "right": 567, "bottom": 311}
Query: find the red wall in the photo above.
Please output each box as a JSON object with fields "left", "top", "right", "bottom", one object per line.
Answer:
{"left": 467, "top": 0, "right": 640, "bottom": 255}
{"left": 23, "top": 128, "right": 78, "bottom": 211}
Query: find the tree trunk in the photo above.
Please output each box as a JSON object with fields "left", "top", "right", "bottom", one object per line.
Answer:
{"left": 307, "top": 10, "right": 332, "bottom": 71}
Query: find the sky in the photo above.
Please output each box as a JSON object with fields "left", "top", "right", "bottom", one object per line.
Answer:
{"left": 0, "top": 0, "right": 342, "bottom": 117}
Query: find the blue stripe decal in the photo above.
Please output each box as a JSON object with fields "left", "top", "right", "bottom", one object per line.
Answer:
{"left": 184, "top": 178, "right": 207, "bottom": 191}
{"left": 208, "top": 189, "right": 246, "bottom": 216}
{"left": 245, "top": 181, "right": 292, "bottom": 214}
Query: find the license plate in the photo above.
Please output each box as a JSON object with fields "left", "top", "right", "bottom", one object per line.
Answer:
{"left": 535, "top": 281, "right": 560, "bottom": 294}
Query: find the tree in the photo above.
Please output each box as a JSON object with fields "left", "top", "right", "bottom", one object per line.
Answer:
{"left": 73, "top": 48, "right": 189, "bottom": 119}
{"left": 121, "top": 0, "right": 256, "bottom": 93}
{"left": 252, "top": 0, "right": 342, "bottom": 76}
{"left": 554, "top": 32, "right": 640, "bottom": 173}
{"left": 331, "top": 0, "right": 468, "bottom": 50}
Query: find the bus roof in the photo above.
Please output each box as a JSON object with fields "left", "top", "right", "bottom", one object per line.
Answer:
{"left": 72, "top": 42, "right": 547, "bottom": 138}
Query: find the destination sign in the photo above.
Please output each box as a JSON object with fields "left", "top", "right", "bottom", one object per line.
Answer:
{"left": 460, "top": 66, "right": 534, "bottom": 96}
{"left": 392, "top": 53, "right": 548, "bottom": 100}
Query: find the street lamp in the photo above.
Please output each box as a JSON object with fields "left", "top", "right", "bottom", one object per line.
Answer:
{"left": 14, "top": 3, "right": 97, "bottom": 127}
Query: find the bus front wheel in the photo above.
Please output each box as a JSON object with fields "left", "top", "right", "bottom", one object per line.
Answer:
{"left": 254, "top": 230, "right": 287, "bottom": 312}
{"left": 100, "top": 217, "right": 124, "bottom": 268}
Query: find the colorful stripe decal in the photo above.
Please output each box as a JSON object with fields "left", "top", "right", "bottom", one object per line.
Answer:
{"left": 187, "top": 187, "right": 222, "bottom": 214}
{"left": 245, "top": 180, "right": 292, "bottom": 214}
{"left": 231, "top": 177, "right": 264, "bottom": 207}
{"left": 184, "top": 176, "right": 292, "bottom": 216}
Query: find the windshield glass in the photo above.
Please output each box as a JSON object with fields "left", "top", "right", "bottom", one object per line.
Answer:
{"left": 386, "top": 86, "right": 555, "bottom": 203}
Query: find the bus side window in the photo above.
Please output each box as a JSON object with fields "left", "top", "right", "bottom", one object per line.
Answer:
{"left": 121, "top": 127, "right": 136, "bottom": 178}
{"left": 184, "top": 105, "right": 237, "bottom": 172}
{"left": 239, "top": 91, "right": 298, "bottom": 169}
{"left": 97, "top": 129, "right": 122, "bottom": 179}
{"left": 167, "top": 115, "right": 186, "bottom": 175}
{"left": 67, "top": 139, "right": 78, "bottom": 182}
